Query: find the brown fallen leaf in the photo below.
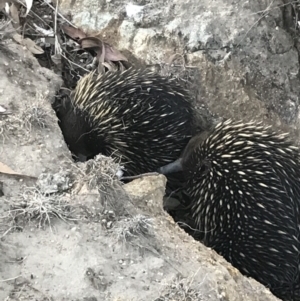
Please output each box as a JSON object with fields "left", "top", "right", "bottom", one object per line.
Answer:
{"left": 117, "top": 61, "right": 127, "bottom": 72}
{"left": 98, "top": 42, "right": 105, "bottom": 63}
{"left": 102, "top": 61, "right": 117, "bottom": 71}
{"left": 0, "top": 161, "right": 37, "bottom": 180}
{"left": 0, "top": 161, "right": 17, "bottom": 175}
{"left": 12, "top": 33, "right": 44, "bottom": 54}
{"left": 97, "top": 42, "right": 106, "bottom": 74}
{"left": 0, "top": 105, "right": 6, "bottom": 113}
{"left": 104, "top": 43, "right": 128, "bottom": 62}
{"left": 23, "top": 37, "right": 44, "bottom": 54}
{"left": 0, "top": 105, "right": 11, "bottom": 115}
{"left": 61, "top": 24, "right": 86, "bottom": 40}
{"left": 11, "top": 32, "right": 22, "bottom": 43}
{"left": 97, "top": 62, "right": 105, "bottom": 74}
{"left": 80, "top": 36, "right": 102, "bottom": 50}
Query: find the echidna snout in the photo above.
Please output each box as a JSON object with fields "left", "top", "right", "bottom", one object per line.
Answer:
{"left": 158, "top": 130, "right": 211, "bottom": 175}
{"left": 158, "top": 158, "right": 183, "bottom": 175}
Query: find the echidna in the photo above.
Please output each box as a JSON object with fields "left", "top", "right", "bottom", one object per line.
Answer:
{"left": 57, "top": 68, "right": 198, "bottom": 177}
{"left": 159, "top": 119, "right": 300, "bottom": 301}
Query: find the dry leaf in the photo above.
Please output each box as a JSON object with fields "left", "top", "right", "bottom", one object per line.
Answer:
{"left": 80, "top": 36, "right": 102, "bottom": 50}
{"left": 10, "top": 2, "right": 20, "bottom": 26}
{"left": 102, "top": 61, "right": 115, "bottom": 71}
{"left": 12, "top": 33, "right": 44, "bottom": 54}
{"left": 23, "top": 38, "right": 44, "bottom": 54}
{"left": 117, "top": 61, "right": 126, "bottom": 72}
{"left": 0, "top": 161, "right": 18, "bottom": 175}
{"left": 97, "top": 61, "right": 105, "bottom": 74}
{"left": 98, "top": 42, "right": 105, "bottom": 63}
{"left": 34, "top": 24, "right": 54, "bottom": 36}
{"left": 12, "top": 32, "right": 22, "bottom": 43}
{"left": 62, "top": 24, "right": 86, "bottom": 40}
{"left": 104, "top": 44, "right": 128, "bottom": 62}
{"left": 0, "top": 162, "right": 37, "bottom": 180}
{"left": 0, "top": 105, "right": 6, "bottom": 113}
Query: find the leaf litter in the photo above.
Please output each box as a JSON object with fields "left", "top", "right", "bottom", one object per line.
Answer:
{"left": 0, "top": 0, "right": 129, "bottom": 90}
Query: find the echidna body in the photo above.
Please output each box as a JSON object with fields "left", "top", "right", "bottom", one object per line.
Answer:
{"left": 159, "top": 119, "right": 300, "bottom": 300}
{"left": 56, "top": 95, "right": 93, "bottom": 162}
{"left": 60, "top": 68, "right": 196, "bottom": 176}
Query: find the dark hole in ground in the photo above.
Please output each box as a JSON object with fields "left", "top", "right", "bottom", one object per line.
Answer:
{"left": 0, "top": 182, "right": 4, "bottom": 197}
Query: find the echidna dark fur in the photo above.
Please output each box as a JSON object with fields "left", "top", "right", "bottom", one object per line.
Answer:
{"left": 55, "top": 94, "right": 94, "bottom": 162}
{"left": 60, "top": 68, "right": 197, "bottom": 177}
{"left": 159, "top": 119, "right": 300, "bottom": 301}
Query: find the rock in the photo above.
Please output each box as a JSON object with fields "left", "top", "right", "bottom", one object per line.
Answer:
{"left": 123, "top": 174, "right": 167, "bottom": 214}
{"left": 58, "top": 0, "right": 300, "bottom": 140}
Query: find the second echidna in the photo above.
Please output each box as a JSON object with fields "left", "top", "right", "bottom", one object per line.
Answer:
{"left": 57, "top": 68, "right": 198, "bottom": 177}
{"left": 159, "top": 119, "right": 300, "bottom": 300}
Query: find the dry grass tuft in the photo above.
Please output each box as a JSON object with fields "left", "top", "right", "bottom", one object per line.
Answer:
{"left": 6, "top": 186, "right": 76, "bottom": 229}
{"left": 21, "top": 96, "right": 55, "bottom": 131}
{"left": 0, "top": 96, "right": 54, "bottom": 143}
{"left": 155, "top": 272, "right": 206, "bottom": 301}
{"left": 72, "top": 154, "right": 123, "bottom": 193}
{"left": 112, "top": 214, "right": 154, "bottom": 243}
{"left": 23, "top": 105, "right": 50, "bottom": 130}
{"left": 0, "top": 114, "right": 23, "bottom": 142}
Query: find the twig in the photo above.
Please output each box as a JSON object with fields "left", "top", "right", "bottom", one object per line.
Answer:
{"left": 42, "top": 0, "right": 76, "bottom": 28}
{"left": 60, "top": 52, "right": 90, "bottom": 72}
{"left": 1, "top": 226, "right": 22, "bottom": 239}
{"left": 120, "top": 172, "right": 159, "bottom": 181}
{"left": 236, "top": 0, "right": 275, "bottom": 46}
{"left": 0, "top": 275, "right": 22, "bottom": 282}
